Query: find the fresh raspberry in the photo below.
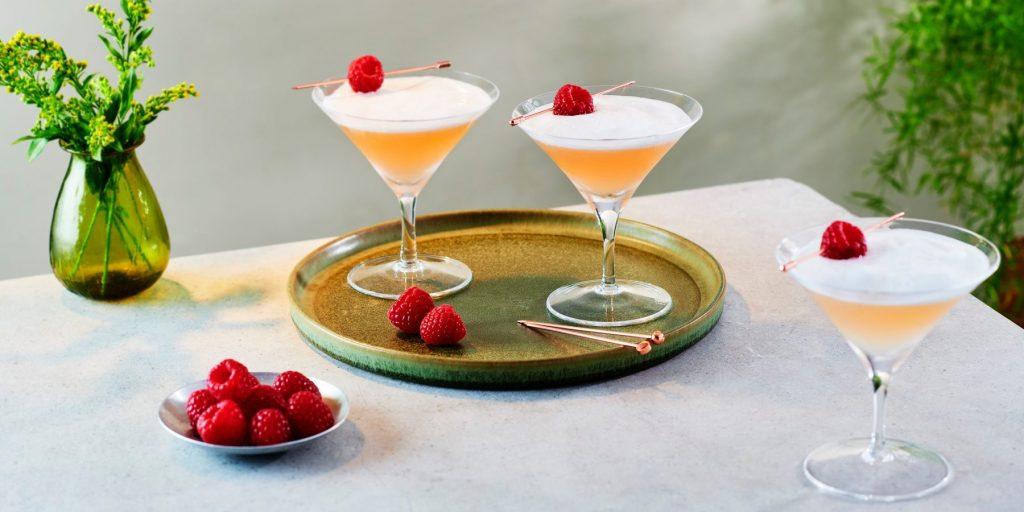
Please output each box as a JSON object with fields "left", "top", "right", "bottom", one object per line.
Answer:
{"left": 820, "top": 220, "right": 868, "bottom": 260}
{"left": 419, "top": 304, "right": 467, "bottom": 346}
{"left": 207, "top": 359, "right": 258, "bottom": 402}
{"left": 196, "top": 400, "right": 247, "bottom": 445}
{"left": 347, "top": 55, "right": 384, "bottom": 93}
{"left": 249, "top": 408, "right": 293, "bottom": 446}
{"left": 241, "top": 385, "right": 286, "bottom": 417}
{"left": 552, "top": 83, "right": 594, "bottom": 116}
{"left": 185, "top": 389, "right": 218, "bottom": 428}
{"left": 273, "top": 371, "right": 320, "bottom": 400}
{"left": 387, "top": 286, "right": 436, "bottom": 334}
{"left": 286, "top": 391, "right": 335, "bottom": 438}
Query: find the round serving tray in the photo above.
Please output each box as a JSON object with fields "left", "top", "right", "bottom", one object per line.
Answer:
{"left": 288, "top": 209, "right": 725, "bottom": 389}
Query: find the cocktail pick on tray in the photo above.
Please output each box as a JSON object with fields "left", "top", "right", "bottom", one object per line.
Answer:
{"left": 517, "top": 320, "right": 661, "bottom": 355}
{"left": 508, "top": 81, "right": 636, "bottom": 126}
{"left": 779, "top": 212, "right": 905, "bottom": 272}
{"left": 292, "top": 60, "right": 452, "bottom": 91}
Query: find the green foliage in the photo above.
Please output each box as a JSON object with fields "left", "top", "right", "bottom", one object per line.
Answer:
{"left": 0, "top": 0, "right": 197, "bottom": 162}
{"left": 858, "top": 0, "right": 1024, "bottom": 314}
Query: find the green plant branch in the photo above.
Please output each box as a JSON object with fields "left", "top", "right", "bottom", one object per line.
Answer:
{"left": 858, "top": 0, "right": 1024, "bottom": 317}
{"left": 1, "top": 0, "right": 197, "bottom": 164}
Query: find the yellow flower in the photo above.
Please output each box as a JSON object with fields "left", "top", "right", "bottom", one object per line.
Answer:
{"left": 87, "top": 115, "right": 115, "bottom": 153}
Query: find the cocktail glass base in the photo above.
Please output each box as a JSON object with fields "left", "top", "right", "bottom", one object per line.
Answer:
{"left": 347, "top": 254, "right": 472, "bottom": 299}
{"left": 546, "top": 279, "right": 672, "bottom": 327}
{"left": 803, "top": 438, "right": 953, "bottom": 502}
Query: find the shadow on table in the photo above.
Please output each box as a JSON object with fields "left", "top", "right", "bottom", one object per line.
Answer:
{"left": 320, "top": 284, "right": 759, "bottom": 403}
{"left": 48, "top": 278, "right": 272, "bottom": 402}
{"left": 172, "top": 420, "right": 366, "bottom": 476}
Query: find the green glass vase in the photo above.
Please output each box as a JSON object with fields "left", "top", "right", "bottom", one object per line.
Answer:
{"left": 49, "top": 144, "right": 169, "bottom": 300}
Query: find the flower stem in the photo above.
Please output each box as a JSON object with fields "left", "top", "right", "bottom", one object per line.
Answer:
{"left": 101, "top": 194, "right": 113, "bottom": 294}
{"left": 69, "top": 202, "right": 101, "bottom": 278}
{"left": 99, "top": 170, "right": 121, "bottom": 295}
{"left": 123, "top": 157, "right": 151, "bottom": 241}
{"left": 114, "top": 211, "right": 151, "bottom": 270}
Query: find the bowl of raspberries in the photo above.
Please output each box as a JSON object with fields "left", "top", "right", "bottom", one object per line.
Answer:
{"left": 158, "top": 359, "right": 349, "bottom": 455}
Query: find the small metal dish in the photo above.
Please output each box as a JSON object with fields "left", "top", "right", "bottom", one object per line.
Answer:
{"left": 158, "top": 371, "right": 350, "bottom": 455}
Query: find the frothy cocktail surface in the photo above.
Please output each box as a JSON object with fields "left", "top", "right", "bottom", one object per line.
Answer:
{"left": 518, "top": 95, "right": 692, "bottom": 149}
{"left": 320, "top": 76, "right": 493, "bottom": 131}
{"left": 791, "top": 229, "right": 991, "bottom": 302}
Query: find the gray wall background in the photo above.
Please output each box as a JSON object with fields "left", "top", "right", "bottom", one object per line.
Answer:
{"left": 0, "top": 0, "right": 946, "bottom": 280}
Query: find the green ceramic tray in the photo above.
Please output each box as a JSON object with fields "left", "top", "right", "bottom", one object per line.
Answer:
{"left": 288, "top": 209, "right": 725, "bottom": 389}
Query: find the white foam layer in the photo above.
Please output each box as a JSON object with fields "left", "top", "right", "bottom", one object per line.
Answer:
{"left": 790, "top": 228, "right": 992, "bottom": 304}
{"left": 316, "top": 76, "right": 493, "bottom": 132}
{"left": 517, "top": 95, "right": 692, "bottom": 150}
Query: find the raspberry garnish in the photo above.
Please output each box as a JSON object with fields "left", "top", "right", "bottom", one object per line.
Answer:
{"left": 552, "top": 83, "right": 595, "bottom": 116}
{"left": 196, "top": 400, "right": 248, "bottom": 446}
{"left": 273, "top": 371, "right": 321, "bottom": 400}
{"left": 286, "top": 391, "right": 335, "bottom": 438}
{"left": 419, "top": 304, "right": 467, "bottom": 346}
{"left": 388, "top": 286, "right": 436, "bottom": 334}
{"left": 185, "top": 389, "right": 218, "bottom": 428}
{"left": 820, "top": 220, "right": 868, "bottom": 260}
{"left": 241, "top": 384, "right": 287, "bottom": 417}
{"left": 347, "top": 55, "right": 384, "bottom": 93}
{"left": 249, "top": 408, "right": 293, "bottom": 446}
{"left": 207, "top": 358, "right": 259, "bottom": 402}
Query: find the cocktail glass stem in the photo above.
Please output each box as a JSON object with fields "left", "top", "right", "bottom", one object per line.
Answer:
{"left": 597, "top": 204, "right": 620, "bottom": 292}
{"left": 397, "top": 194, "right": 419, "bottom": 271}
{"left": 542, "top": 192, "right": 672, "bottom": 327}
{"left": 866, "top": 364, "right": 893, "bottom": 463}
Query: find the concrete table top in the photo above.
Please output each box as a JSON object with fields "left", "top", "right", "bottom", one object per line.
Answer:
{"left": 2, "top": 179, "right": 1021, "bottom": 511}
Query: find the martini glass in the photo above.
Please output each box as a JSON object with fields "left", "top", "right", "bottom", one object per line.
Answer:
{"left": 513, "top": 86, "right": 701, "bottom": 326}
{"left": 776, "top": 218, "right": 1000, "bottom": 502}
{"left": 312, "top": 69, "right": 498, "bottom": 299}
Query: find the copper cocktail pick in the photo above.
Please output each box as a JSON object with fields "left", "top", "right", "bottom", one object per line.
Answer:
{"left": 292, "top": 60, "right": 452, "bottom": 91}
{"left": 520, "top": 320, "right": 666, "bottom": 344}
{"left": 779, "top": 212, "right": 906, "bottom": 272}
{"left": 517, "top": 319, "right": 661, "bottom": 355}
{"left": 508, "top": 80, "right": 636, "bottom": 126}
